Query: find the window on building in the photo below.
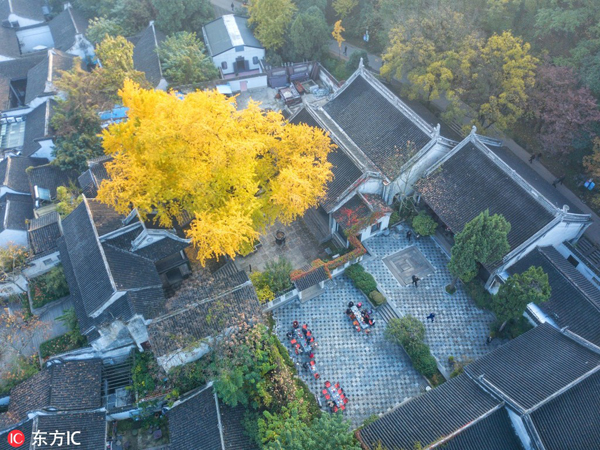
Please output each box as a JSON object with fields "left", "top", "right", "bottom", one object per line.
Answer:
{"left": 43, "top": 258, "right": 53, "bottom": 266}
{"left": 221, "top": 61, "right": 227, "bottom": 70}
{"left": 252, "top": 56, "right": 259, "bottom": 64}
{"left": 371, "top": 222, "right": 382, "bottom": 233}
{"left": 567, "top": 255, "right": 579, "bottom": 267}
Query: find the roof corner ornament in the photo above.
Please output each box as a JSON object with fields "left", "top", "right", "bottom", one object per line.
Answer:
{"left": 563, "top": 205, "right": 570, "bottom": 214}
{"left": 470, "top": 125, "right": 477, "bottom": 136}
{"left": 434, "top": 123, "right": 441, "bottom": 138}
{"left": 358, "top": 57, "right": 364, "bottom": 71}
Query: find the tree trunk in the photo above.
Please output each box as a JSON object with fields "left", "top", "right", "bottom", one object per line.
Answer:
{"left": 499, "top": 320, "right": 508, "bottom": 332}
{"left": 449, "top": 275, "right": 459, "bottom": 290}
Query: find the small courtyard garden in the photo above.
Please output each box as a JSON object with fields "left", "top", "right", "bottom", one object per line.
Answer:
{"left": 28, "top": 265, "right": 70, "bottom": 309}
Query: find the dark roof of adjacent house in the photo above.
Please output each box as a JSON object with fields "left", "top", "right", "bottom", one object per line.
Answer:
{"left": 357, "top": 375, "right": 501, "bottom": 450}
{"left": 102, "top": 242, "right": 162, "bottom": 290}
{"left": 290, "top": 108, "right": 363, "bottom": 213}
{"left": 0, "top": 193, "right": 33, "bottom": 232}
{"left": 0, "top": 53, "right": 44, "bottom": 110}
{"left": 8, "top": 0, "right": 46, "bottom": 22}
{"left": 6, "top": 359, "right": 102, "bottom": 424}
{"left": 509, "top": 246, "right": 600, "bottom": 347}
{"left": 0, "top": 25, "right": 20, "bottom": 59}
{"left": 203, "top": 15, "right": 263, "bottom": 56}
{"left": 21, "top": 99, "right": 54, "bottom": 157}
{"left": 48, "top": 6, "right": 86, "bottom": 52}
{"left": 78, "top": 155, "right": 112, "bottom": 198}
{"left": 148, "top": 279, "right": 260, "bottom": 357}
{"left": 25, "top": 49, "right": 75, "bottom": 105}
{"left": 28, "top": 210, "right": 61, "bottom": 255}
{"left": 416, "top": 141, "right": 556, "bottom": 254}
{"left": 28, "top": 164, "right": 78, "bottom": 199}
{"left": 0, "top": 417, "right": 32, "bottom": 445}
{"left": 86, "top": 198, "right": 126, "bottom": 236}
{"left": 61, "top": 200, "right": 115, "bottom": 316}
{"left": 332, "top": 193, "right": 390, "bottom": 232}
{"left": 168, "top": 384, "right": 259, "bottom": 450}
{"left": 34, "top": 411, "right": 106, "bottom": 450}
{"left": 294, "top": 265, "right": 329, "bottom": 291}
{"left": 0, "top": 155, "right": 47, "bottom": 193}
{"left": 464, "top": 323, "right": 600, "bottom": 412}
{"left": 133, "top": 235, "right": 190, "bottom": 262}
{"left": 323, "top": 74, "right": 432, "bottom": 179}
{"left": 529, "top": 368, "right": 600, "bottom": 450}
{"left": 168, "top": 386, "right": 222, "bottom": 450}
{"left": 130, "top": 22, "right": 165, "bottom": 87}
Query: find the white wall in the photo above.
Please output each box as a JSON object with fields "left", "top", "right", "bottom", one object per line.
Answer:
{"left": 23, "top": 251, "right": 60, "bottom": 278}
{"left": 555, "top": 242, "right": 600, "bottom": 287}
{"left": 498, "top": 220, "right": 588, "bottom": 275}
{"left": 28, "top": 95, "right": 51, "bottom": 110}
{"left": 211, "top": 46, "right": 265, "bottom": 75}
{"left": 66, "top": 35, "right": 94, "bottom": 59}
{"left": 31, "top": 138, "right": 54, "bottom": 160}
{"left": 357, "top": 214, "right": 391, "bottom": 241}
{"left": 0, "top": 230, "right": 28, "bottom": 247}
{"left": 226, "top": 74, "right": 267, "bottom": 92}
{"left": 9, "top": 14, "right": 44, "bottom": 28}
{"left": 0, "top": 186, "right": 24, "bottom": 196}
{"left": 16, "top": 25, "right": 54, "bottom": 53}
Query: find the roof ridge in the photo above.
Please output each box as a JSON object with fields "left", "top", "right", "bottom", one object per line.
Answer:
{"left": 102, "top": 241, "right": 156, "bottom": 263}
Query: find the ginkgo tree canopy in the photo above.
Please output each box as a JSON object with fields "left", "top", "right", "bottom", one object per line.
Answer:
{"left": 98, "top": 81, "right": 334, "bottom": 264}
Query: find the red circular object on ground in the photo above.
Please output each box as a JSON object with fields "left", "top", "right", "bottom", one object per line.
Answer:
{"left": 8, "top": 430, "right": 25, "bottom": 447}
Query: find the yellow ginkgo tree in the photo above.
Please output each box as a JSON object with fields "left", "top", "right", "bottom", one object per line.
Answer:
{"left": 332, "top": 20, "right": 345, "bottom": 58}
{"left": 98, "top": 81, "right": 334, "bottom": 264}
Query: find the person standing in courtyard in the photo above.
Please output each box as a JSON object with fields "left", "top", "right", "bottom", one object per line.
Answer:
{"left": 406, "top": 230, "right": 412, "bottom": 242}
{"left": 344, "top": 45, "right": 348, "bottom": 56}
{"left": 412, "top": 275, "right": 419, "bottom": 287}
{"left": 231, "top": 2, "right": 234, "bottom": 11}
{"left": 426, "top": 313, "right": 435, "bottom": 322}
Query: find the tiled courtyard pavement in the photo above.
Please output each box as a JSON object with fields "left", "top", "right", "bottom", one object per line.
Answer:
{"left": 273, "top": 228, "right": 500, "bottom": 426}
{"left": 273, "top": 278, "right": 428, "bottom": 427}
{"left": 362, "top": 229, "right": 502, "bottom": 372}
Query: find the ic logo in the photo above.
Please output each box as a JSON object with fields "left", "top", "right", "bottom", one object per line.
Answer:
{"left": 7, "top": 430, "right": 25, "bottom": 447}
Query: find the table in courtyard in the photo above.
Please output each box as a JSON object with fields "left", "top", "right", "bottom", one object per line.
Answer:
{"left": 293, "top": 327, "right": 311, "bottom": 353}
{"left": 350, "top": 305, "right": 369, "bottom": 331}
{"left": 324, "top": 383, "right": 346, "bottom": 411}
{"left": 309, "top": 360, "right": 319, "bottom": 379}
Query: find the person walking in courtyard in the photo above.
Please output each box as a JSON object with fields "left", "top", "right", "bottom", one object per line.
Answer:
{"left": 536, "top": 152, "right": 542, "bottom": 162}
{"left": 412, "top": 275, "right": 420, "bottom": 287}
{"left": 529, "top": 154, "right": 535, "bottom": 163}
{"left": 231, "top": 2, "right": 234, "bottom": 11}
{"left": 344, "top": 45, "right": 348, "bottom": 56}
{"left": 426, "top": 313, "right": 435, "bottom": 322}
{"left": 406, "top": 230, "right": 412, "bottom": 242}
{"left": 553, "top": 175, "right": 566, "bottom": 187}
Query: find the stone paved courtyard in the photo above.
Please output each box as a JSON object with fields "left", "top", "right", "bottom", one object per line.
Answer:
{"left": 273, "top": 227, "right": 501, "bottom": 426}
{"left": 363, "top": 228, "right": 502, "bottom": 373}
{"left": 273, "top": 279, "right": 428, "bottom": 427}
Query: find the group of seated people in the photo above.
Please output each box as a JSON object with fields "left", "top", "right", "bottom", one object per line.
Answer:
{"left": 287, "top": 321, "right": 317, "bottom": 355}
{"left": 345, "top": 301, "right": 375, "bottom": 329}
{"left": 322, "top": 381, "right": 349, "bottom": 412}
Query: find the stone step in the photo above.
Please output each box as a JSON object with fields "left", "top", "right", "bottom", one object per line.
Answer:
{"left": 377, "top": 302, "right": 400, "bottom": 323}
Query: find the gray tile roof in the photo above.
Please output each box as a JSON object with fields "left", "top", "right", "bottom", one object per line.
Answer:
{"left": 0, "top": 155, "right": 47, "bottom": 193}
{"left": 464, "top": 323, "right": 600, "bottom": 411}
{"left": 529, "top": 369, "right": 600, "bottom": 450}
{"left": 27, "top": 164, "right": 78, "bottom": 198}
{"left": 220, "top": 402, "right": 259, "bottom": 450}
{"left": 323, "top": 74, "right": 432, "bottom": 179}
{"left": 9, "top": 0, "right": 45, "bottom": 22}
{"left": 21, "top": 100, "right": 53, "bottom": 157}
{"left": 290, "top": 108, "right": 363, "bottom": 213}
{"left": 416, "top": 142, "right": 556, "bottom": 256}
{"left": 357, "top": 375, "right": 501, "bottom": 450}
{"left": 86, "top": 198, "right": 126, "bottom": 236}
{"left": 25, "top": 49, "right": 75, "bottom": 105}
{"left": 102, "top": 242, "right": 162, "bottom": 290}
{"left": 133, "top": 235, "right": 189, "bottom": 262}
{"left": 48, "top": 7, "right": 80, "bottom": 52}
{"left": 34, "top": 411, "right": 106, "bottom": 450}
{"left": 0, "top": 193, "right": 33, "bottom": 232}
{"left": 0, "top": 25, "right": 20, "bottom": 59}
{"left": 60, "top": 201, "right": 115, "bottom": 316}
{"left": 203, "top": 15, "right": 262, "bottom": 56}
{"left": 0, "top": 417, "right": 32, "bottom": 446}
{"left": 0, "top": 53, "right": 44, "bottom": 110}
{"left": 168, "top": 386, "right": 222, "bottom": 450}
{"left": 294, "top": 265, "right": 329, "bottom": 291}
{"left": 509, "top": 246, "right": 600, "bottom": 347}
{"left": 131, "top": 22, "right": 165, "bottom": 87}
{"left": 6, "top": 359, "right": 102, "bottom": 424}
{"left": 78, "top": 156, "right": 111, "bottom": 198}
{"left": 149, "top": 282, "right": 260, "bottom": 357}
{"left": 28, "top": 210, "right": 61, "bottom": 255}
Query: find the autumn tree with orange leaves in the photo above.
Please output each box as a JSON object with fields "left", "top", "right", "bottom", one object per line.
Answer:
{"left": 98, "top": 81, "right": 334, "bottom": 264}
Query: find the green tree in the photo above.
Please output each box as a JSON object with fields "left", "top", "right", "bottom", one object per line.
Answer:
{"left": 288, "top": 7, "right": 329, "bottom": 61}
{"left": 447, "top": 210, "right": 511, "bottom": 290}
{"left": 158, "top": 32, "right": 218, "bottom": 85}
{"left": 110, "top": 0, "right": 156, "bottom": 35}
{"left": 384, "top": 315, "right": 425, "bottom": 348}
{"left": 332, "top": 0, "right": 358, "bottom": 19}
{"left": 248, "top": 0, "right": 297, "bottom": 51}
{"left": 411, "top": 211, "right": 437, "bottom": 236}
{"left": 493, "top": 266, "right": 551, "bottom": 323}
{"left": 346, "top": 50, "right": 369, "bottom": 72}
{"left": 264, "top": 257, "right": 293, "bottom": 295}
{"left": 86, "top": 17, "right": 124, "bottom": 44}
{"left": 151, "top": 0, "right": 214, "bottom": 35}
{"left": 55, "top": 185, "right": 83, "bottom": 218}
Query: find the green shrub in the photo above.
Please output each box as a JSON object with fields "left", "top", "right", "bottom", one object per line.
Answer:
{"left": 345, "top": 264, "right": 377, "bottom": 294}
{"left": 464, "top": 280, "right": 492, "bottom": 310}
{"left": 264, "top": 257, "right": 293, "bottom": 295}
{"left": 29, "top": 265, "right": 70, "bottom": 308}
{"left": 39, "top": 332, "right": 87, "bottom": 359}
{"left": 412, "top": 211, "right": 438, "bottom": 236}
{"left": 385, "top": 315, "right": 425, "bottom": 347}
{"left": 0, "top": 356, "right": 40, "bottom": 396}
{"left": 369, "top": 290, "right": 387, "bottom": 306}
{"left": 389, "top": 211, "right": 401, "bottom": 225}
{"left": 346, "top": 50, "right": 370, "bottom": 72}
{"left": 407, "top": 342, "right": 438, "bottom": 378}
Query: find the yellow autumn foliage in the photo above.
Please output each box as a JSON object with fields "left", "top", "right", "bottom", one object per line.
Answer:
{"left": 98, "top": 81, "right": 334, "bottom": 264}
